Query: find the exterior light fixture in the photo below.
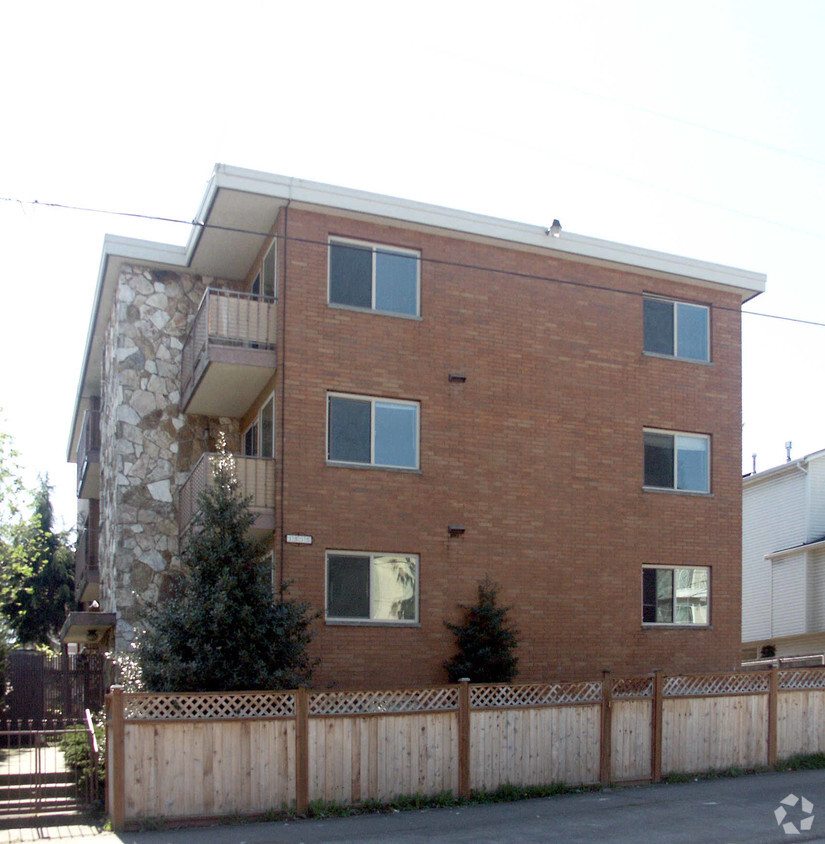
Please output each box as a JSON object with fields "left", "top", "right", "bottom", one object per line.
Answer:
{"left": 448, "top": 373, "right": 466, "bottom": 383}
{"left": 448, "top": 525, "right": 466, "bottom": 536}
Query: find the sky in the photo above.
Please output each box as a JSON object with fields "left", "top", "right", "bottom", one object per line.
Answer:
{"left": 1, "top": 0, "right": 824, "bottom": 530}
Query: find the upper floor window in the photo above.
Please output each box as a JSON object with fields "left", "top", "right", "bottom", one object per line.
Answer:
{"left": 243, "top": 394, "right": 275, "bottom": 458}
{"left": 327, "top": 393, "right": 419, "bottom": 469}
{"left": 643, "top": 565, "right": 709, "bottom": 626}
{"left": 326, "top": 551, "right": 418, "bottom": 623}
{"left": 644, "top": 429, "right": 709, "bottom": 493}
{"left": 329, "top": 239, "right": 419, "bottom": 317}
{"left": 643, "top": 297, "right": 709, "bottom": 362}
{"left": 252, "top": 242, "right": 277, "bottom": 299}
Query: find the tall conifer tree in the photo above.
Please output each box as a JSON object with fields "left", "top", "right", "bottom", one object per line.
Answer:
{"left": 137, "top": 438, "right": 316, "bottom": 691}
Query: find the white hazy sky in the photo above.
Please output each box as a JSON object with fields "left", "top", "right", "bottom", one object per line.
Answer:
{"left": 1, "top": 0, "right": 824, "bottom": 530}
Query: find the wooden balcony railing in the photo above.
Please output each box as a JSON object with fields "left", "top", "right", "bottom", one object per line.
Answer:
{"left": 76, "top": 409, "right": 101, "bottom": 498}
{"left": 180, "top": 289, "right": 277, "bottom": 414}
{"left": 178, "top": 453, "right": 277, "bottom": 535}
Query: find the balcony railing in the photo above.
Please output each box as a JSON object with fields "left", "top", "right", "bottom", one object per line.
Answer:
{"left": 75, "top": 522, "right": 100, "bottom": 603}
{"left": 180, "top": 289, "right": 277, "bottom": 416}
{"left": 178, "top": 453, "right": 277, "bottom": 536}
{"left": 76, "top": 409, "right": 101, "bottom": 498}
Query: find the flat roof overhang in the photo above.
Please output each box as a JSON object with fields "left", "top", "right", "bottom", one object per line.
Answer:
{"left": 60, "top": 612, "right": 116, "bottom": 645}
{"left": 69, "top": 164, "right": 768, "bottom": 460}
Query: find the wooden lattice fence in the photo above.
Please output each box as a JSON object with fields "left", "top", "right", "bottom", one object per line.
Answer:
{"left": 105, "top": 666, "right": 825, "bottom": 831}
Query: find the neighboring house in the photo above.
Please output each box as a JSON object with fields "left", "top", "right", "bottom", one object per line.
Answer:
{"left": 742, "top": 449, "right": 825, "bottom": 661}
{"left": 61, "top": 164, "right": 765, "bottom": 687}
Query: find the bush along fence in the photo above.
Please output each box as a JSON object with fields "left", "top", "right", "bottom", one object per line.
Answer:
{"left": 105, "top": 667, "right": 825, "bottom": 830}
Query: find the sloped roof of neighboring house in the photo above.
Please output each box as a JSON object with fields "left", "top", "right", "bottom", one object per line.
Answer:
{"left": 744, "top": 448, "right": 825, "bottom": 488}
{"left": 68, "top": 164, "right": 768, "bottom": 460}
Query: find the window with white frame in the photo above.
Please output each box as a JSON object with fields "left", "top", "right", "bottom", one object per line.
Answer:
{"left": 644, "top": 429, "right": 709, "bottom": 493}
{"left": 251, "top": 242, "right": 277, "bottom": 299}
{"left": 328, "top": 239, "right": 419, "bottom": 316}
{"left": 326, "top": 552, "right": 418, "bottom": 622}
{"left": 642, "top": 565, "right": 709, "bottom": 625}
{"left": 243, "top": 394, "right": 275, "bottom": 458}
{"left": 327, "top": 393, "right": 419, "bottom": 469}
{"left": 643, "top": 297, "right": 709, "bottom": 362}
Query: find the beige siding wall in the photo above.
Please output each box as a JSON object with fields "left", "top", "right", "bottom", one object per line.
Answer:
{"left": 772, "top": 553, "right": 807, "bottom": 638}
{"left": 743, "top": 469, "right": 807, "bottom": 643}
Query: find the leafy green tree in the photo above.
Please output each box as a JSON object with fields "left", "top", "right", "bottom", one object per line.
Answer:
{"left": 1, "top": 479, "right": 75, "bottom": 647}
{"left": 444, "top": 576, "right": 519, "bottom": 683}
{"left": 137, "top": 440, "right": 317, "bottom": 692}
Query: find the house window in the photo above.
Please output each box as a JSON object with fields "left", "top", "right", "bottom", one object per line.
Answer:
{"left": 328, "top": 394, "right": 419, "bottom": 469}
{"left": 644, "top": 430, "right": 709, "bottom": 493}
{"left": 252, "top": 242, "right": 277, "bottom": 299}
{"left": 243, "top": 394, "right": 275, "bottom": 458}
{"left": 643, "top": 566, "right": 709, "bottom": 625}
{"left": 326, "top": 552, "right": 418, "bottom": 622}
{"left": 329, "top": 239, "right": 419, "bottom": 316}
{"left": 643, "top": 297, "right": 709, "bottom": 361}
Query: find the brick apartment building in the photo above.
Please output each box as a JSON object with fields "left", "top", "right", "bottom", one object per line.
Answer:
{"left": 63, "top": 165, "right": 766, "bottom": 686}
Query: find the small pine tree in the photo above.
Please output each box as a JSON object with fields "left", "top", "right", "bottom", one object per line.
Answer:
{"left": 137, "top": 437, "right": 317, "bottom": 692}
{"left": 444, "top": 577, "right": 519, "bottom": 683}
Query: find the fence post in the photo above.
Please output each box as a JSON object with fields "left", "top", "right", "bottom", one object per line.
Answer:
{"left": 768, "top": 666, "right": 778, "bottom": 767}
{"left": 600, "top": 670, "right": 612, "bottom": 786}
{"left": 109, "top": 685, "right": 126, "bottom": 833}
{"left": 651, "top": 670, "right": 664, "bottom": 783}
{"left": 458, "top": 679, "right": 471, "bottom": 799}
{"left": 295, "top": 686, "right": 309, "bottom": 813}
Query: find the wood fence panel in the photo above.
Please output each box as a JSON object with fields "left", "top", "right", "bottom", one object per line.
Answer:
{"left": 778, "top": 690, "right": 825, "bottom": 758}
{"left": 123, "top": 720, "right": 295, "bottom": 820}
{"left": 662, "top": 695, "right": 767, "bottom": 774}
{"left": 611, "top": 699, "right": 652, "bottom": 781}
{"left": 470, "top": 705, "right": 600, "bottom": 792}
{"left": 307, "top": 713, "right": 458, "bottom": 805}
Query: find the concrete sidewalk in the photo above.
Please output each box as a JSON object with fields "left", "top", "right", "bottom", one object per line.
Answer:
{"left": 5, "top": 768, "right": 825, "bottom": 843}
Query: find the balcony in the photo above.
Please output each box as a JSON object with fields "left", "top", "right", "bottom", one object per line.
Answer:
{"left": 76, "top": 409, "right": 101, "bottom": 499}
{"left": 178, "top": 453, "right": 276, "bottom": 537}
{"left": 180, "top": 288, "right": 277, "bottom": 416}
{"left": 75, "top": 520, "right": 100, "bottom": 604}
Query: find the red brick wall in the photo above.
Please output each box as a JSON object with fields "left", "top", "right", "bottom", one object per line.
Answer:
{"left": 273, "top": 207, "right": 744, "bottom": 687}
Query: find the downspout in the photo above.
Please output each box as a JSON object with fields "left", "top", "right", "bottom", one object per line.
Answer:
{"left": 278, "top": 201, "right": 290, "bottom": 589}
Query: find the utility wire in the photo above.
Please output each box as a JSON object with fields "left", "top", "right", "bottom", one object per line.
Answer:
{"left": 3, "top": 195, "right": 825, "bottom": 330}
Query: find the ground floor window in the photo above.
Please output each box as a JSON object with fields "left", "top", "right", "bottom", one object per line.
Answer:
{"left": 326, "top": 552, "right": 418, "bottom": 623}
{"left": 642, "top": 565, "right": 709, "bottom": 625}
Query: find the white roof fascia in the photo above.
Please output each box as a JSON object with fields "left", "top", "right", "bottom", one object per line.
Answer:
{"left": 767, "top": 538, "right": 825, "bottom": 561}
{"left": 210, "top": 164, "right": 766, "bottom": 297}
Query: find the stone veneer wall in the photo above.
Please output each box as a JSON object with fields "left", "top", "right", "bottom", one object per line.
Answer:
{"left": 100, "top": 265, "right": 239, "bottom": 649}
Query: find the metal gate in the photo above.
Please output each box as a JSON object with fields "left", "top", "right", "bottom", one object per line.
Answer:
{"left": 0, "top": 714, "right": 101, "bottom": 823}
{"left": 3, "top": 651, "right": 108, "bottom": 726}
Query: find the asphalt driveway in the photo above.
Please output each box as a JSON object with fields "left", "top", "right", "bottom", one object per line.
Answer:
{"left": 19, "top": 768, "right": 825, "bottom": 844}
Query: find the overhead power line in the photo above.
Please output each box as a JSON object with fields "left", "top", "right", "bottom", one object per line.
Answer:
{"left": 2, "top": 195, "right": 824, "bottom": 331}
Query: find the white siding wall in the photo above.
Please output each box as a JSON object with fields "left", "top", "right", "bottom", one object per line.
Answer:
{"left": 772, "top": 553, "right": 807, "bottom": 638}
{"left": 809, "top": 549, "right": 825, "bottom": 633}
{"left": 808, "top": 456, "right": 825, "bottom": 541}
{"left": 743, "top": 468, "right": 807, "bottom": 642}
